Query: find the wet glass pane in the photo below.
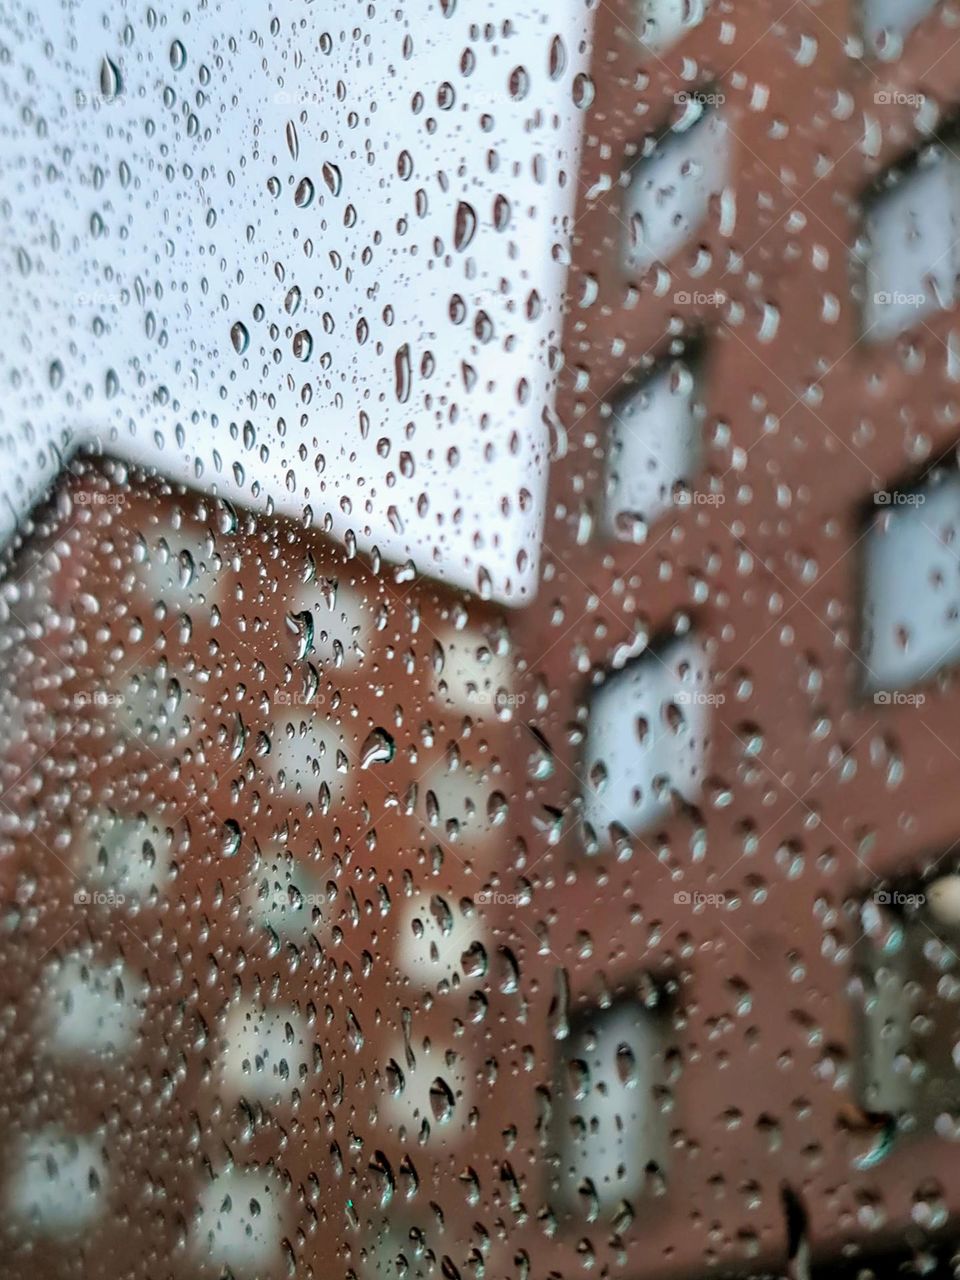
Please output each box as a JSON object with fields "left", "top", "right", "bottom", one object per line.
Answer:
{"left": 4, "top": 0, "right": 960, "bottom": 1277}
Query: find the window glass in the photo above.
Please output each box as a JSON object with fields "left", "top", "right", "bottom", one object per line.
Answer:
{"left": 5, "top": 0, "right": 960, "bottom": 1277}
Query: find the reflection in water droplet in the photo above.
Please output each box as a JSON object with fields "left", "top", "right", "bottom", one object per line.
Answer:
{"left": 294, "top": 177, "right": 315, "bottom": 208}
{"left": 100, "top": 57, "right": 122, "bottom": 99}
{"left": 292, "top": 330, "right": 313, "bottom": 361}
{"left": 549, "top": 34, "right": 567, "bottom": 80}
{"left": 286, "top": 120, "right": 300, "bottom": 161}
{"left": 360, "top": 728, "right": 395, "bottom": 769}
{"left": 454, "top": 201, "right": 477, "bottom": 252}
{"left": 395, "top": 344, "right": 411, "bottom": 403}
{"left": 222, "top": 820, "right": 242, "bottom": 859}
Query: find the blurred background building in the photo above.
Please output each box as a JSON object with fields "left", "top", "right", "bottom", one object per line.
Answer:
{"left": 4, "top": 0, "right": 960, "bottom": 1278}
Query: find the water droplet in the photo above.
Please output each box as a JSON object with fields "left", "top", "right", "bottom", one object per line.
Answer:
{"left": 549, "top": 35, "right": 567, "bottom": 80}
{"left": 454, "top": 201, "right": 477, "bottom": 251}
{"left": 292, "top": 330, "right": 313, "bottom": 361}
{"left": 359, "top": 728, "right": 395, "bottom": 769}
{"left": 394, "top": 344, "right": 411, "bottom": 403}
{"left": 100, "top": 57, "right": 122, "bottom": 99}
{"left": 294, "top": 177, "right": 315, "bottom": 208}
{"left": 286, "top": 121, "right": 300, "bottom": 162}
{"left": 221, "top": 820, "right": 242, "bottom": 859}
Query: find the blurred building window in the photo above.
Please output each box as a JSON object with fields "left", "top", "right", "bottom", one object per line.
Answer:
{"left": 862, "top": 471, "right": 960, "bottom": 691}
